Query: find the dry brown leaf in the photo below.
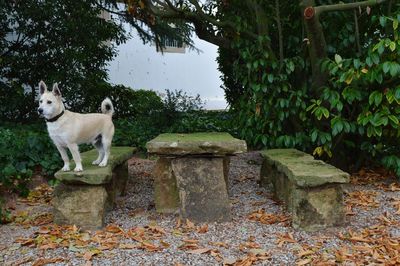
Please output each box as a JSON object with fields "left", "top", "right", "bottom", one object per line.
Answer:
{"left": 183, "top": 238, "right": 199, "bottom": 244}
{"left": 32, "top": 257, "right": 64, "bottom": 266}
{"left": 186, "top": 219, "right": 195, "bottom": 229}
{"left": 186, "top": 248, "right": 211, "bottom": 254}
{"left": 296, "top": 258, "right": 312, "bottom": 266}
{"left": 160, "top": 240, "right": 170, "bottom": 248}
{"left": 209, "top": 241, "right": 229, "bottom": 248}
{"left": 276, "top": 232, "right": 296, "bottom": 247}
{"left": 298, "top": 249, "right": 315, "bottom": 257}
{"left": 119, "top": 243, "right": 138, "bottom": 249}
{"left": 105, "top": 224, "right": 124, "bottom": 234}
{"left": 248, "top": 209, "right": 289, "bottom": 225}
{"left": 197, "top": 224, "right": 208, "bottom": 233}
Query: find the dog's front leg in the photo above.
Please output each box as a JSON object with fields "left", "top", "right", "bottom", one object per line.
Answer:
{"left": 68, "top": 143, "right": 83, "bottom": 172}
{"left": 56, "top": 145, "right": 70, "bottom": 171}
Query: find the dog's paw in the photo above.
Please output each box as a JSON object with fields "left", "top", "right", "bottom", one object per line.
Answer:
{"left": 92, "top": 160, "right": 101, "bottom": 165}
{"left": 61, "top": 165, "right": 70, "bottom": 171}
{"left": 74, "top": 166, "right": 83, "bottom": 172}
{"left": 98, "top": 162, "right": 107, "bottom": 167}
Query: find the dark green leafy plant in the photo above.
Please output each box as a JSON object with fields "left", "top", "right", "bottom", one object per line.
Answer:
{"left": 0, "top": 125, "right": 61, "bottom": 196}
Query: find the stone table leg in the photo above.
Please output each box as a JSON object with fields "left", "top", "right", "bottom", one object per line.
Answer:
{"left": 172, "top": 157, "right": 231, "bottom": 222}
{"left": 153, "top": 157, "right": 180, "bottom": 213}
{"left": 53, "top": 183, "right": 108, "bottom": 230}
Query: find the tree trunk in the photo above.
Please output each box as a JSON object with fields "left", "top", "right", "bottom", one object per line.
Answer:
{"left": 300, "top": 0, "right": 328, "bottom": 92}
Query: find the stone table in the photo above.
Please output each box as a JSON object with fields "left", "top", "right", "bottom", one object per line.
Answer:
{"left": 53, "top": 146, "right": 135, "bottom": 230}
{"left": 146, "top": 132, "right": 247, "bottom": 222}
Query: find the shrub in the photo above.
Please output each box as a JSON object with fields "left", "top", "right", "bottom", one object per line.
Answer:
{"left": 74, "top": 84, "right": 164, "bottom": 119}
{"left": 0, "top": 125, "right": 61, "bottom": 196}
{"left": 224, "top": 12, "right": 400, "bottom": 174}
{"left": 168, "top": 110, "right": 237, "bottom": 135}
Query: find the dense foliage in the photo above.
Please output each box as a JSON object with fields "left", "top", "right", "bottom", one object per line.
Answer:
{"left": 0, "top": 0, "right": 126, "bottom": 121}
{"left": 221, "top": 3, "right": 400, "bottom": 173}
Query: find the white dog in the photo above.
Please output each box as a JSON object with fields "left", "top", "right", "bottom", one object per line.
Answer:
{"left": 37, "top": 81, "right": 115, "bottom": 172}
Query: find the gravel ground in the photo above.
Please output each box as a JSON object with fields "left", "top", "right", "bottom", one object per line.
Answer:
{"left": 1, "top": 151, "right": 400, "bottom": 265}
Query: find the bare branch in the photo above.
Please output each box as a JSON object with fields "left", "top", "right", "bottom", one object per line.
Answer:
{"left": 314, "top": 0, "right": 388, "bottom": 15}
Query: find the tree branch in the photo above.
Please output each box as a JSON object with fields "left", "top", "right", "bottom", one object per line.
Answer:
{"left": 141, "top": 0, "right": 259, "bottom": 45}
{"left": 314, "top": 0, "right": 388, "bottom": 15}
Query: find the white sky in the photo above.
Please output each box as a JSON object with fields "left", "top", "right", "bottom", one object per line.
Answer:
{"left": 106, "top": 26, "right": 228, "bottom": 110}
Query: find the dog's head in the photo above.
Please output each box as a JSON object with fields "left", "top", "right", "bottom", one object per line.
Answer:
{"left": 37, "top": 81, "right": 64, "bottom": 119}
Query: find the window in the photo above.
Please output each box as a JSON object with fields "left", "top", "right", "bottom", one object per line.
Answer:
{"left": 157, "top": 36, "right": 186, "bottom": 53}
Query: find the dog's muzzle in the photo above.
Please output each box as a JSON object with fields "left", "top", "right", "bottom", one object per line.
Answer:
{"left": 37, "top": 108, "right": 43, "bottom": 115}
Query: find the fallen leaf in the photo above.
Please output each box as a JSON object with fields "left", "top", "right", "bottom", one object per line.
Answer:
{"left": 197, "top": 224, "right": 208, "bottom": 233}
{"left": 296, "top": 258, "right": 312, "bottom": 266}
{"left": 119, "top": 243, "right": 138, "bottom": 249}
{"left": 248, "top": 248, "right": 268, "bottom": 256}
{"left": 186, "top": 248, "right": 211, "bottom": 254}
{"left": 209, "top": 241, "right": 229, "bottom": 248}
{"left": 105, "top": 224, "right": 124, "bottom": 234}
{"left": 32, "top": 257, "right": 64, "bottom": 266}
{"left": 297, "top": 249, "right": 315, "bottom": 257}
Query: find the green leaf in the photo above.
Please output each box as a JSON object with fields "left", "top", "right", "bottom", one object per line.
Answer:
{"left": 369, "top": 91, "right": 382, "bottom": 107}
{"left": 388, "top": 115, "right": 399, "bottom": 126}
{"left": 389, "top": 62, "right": 400, "bottom": 77}
{"left": 393, "top": 19, "right": 399, "bottom": 30}
{"left": 334, "top": 54, "right": 342, "bottom": 64}
{"left": 383, "top": 62, "right": 390, "bottom": 73}
{"left": 379, "top": 16, "right": 387, "bottom": 27}
{"left": 389, "top": 41, "right": 396, "bottom": 52}
{"left": 371, "top": 53, "right": 380, "bottom": 65}
{"left": 267, "top": 74, "right": 274, "bottom": 83}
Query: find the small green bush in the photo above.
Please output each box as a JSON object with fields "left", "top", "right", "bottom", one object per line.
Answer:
{"left": 0, "top": 125, "right": 61, "bottom": 196}
{"left": 168, "top": 110, "right": 236, "bottom": 135}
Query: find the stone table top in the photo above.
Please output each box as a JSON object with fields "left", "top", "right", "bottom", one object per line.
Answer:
{"left": 261, "top": 149, "right": 349, "bottom": 187}
{"left": 146, "top": 132, "right": 247, "bottom": 156}
{"left": 55, "top": 146, "right": 136, "bottom": 185}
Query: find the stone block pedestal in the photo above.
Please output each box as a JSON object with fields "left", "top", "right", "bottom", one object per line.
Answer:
{"left": 147, "top": 132, "right": 247, "bottom": 223}
{"left": 52, "top": 147, "right": 135, "bottom": 230}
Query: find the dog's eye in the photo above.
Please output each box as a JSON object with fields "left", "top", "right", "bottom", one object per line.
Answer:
{"left": 39, "top": 100, "right": 43, "bottom": 103}
{"left": 47, "top": 100, "right": 52, "bottom": 104}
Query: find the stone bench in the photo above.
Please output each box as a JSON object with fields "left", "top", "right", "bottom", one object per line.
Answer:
{"left": 146, "top": 132, "right": 247, "bottom": 222}
{"left": 52, "top": 146, "right": 135, "bottom": 230}
{"left": 260, "top": 149, "right": 350, "bottom": 231}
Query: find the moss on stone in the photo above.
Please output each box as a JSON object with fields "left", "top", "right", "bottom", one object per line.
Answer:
{"left": 261, "top": 149, "right": 349, "bottom": 187}
{"left": 146, "top": 132, "right": 247, "bottom": 155}
{"left": 55, "top": 146, "right": 136, "bottom": 185}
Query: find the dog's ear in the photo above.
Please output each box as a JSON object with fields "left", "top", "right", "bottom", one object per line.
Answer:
{"left": 39, "top": 81, "right": 48, "bottom": 95}
{"left": 52, "top": 83, "right": 61, "bottom": 97}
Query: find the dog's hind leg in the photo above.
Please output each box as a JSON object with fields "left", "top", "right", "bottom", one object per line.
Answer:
{"left": 67, "top": 143, "right": 83, "bottom": 172}
{"left": 56, "top": 144, "right": 70, "bottom": 171}
{"left": 92, "top": 135, "right": 104, "bottom": 165}
{"left": 98, "top": 137, "right": 112, "bottom": 167}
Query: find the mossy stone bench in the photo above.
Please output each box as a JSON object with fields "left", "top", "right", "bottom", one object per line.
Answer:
{"left": 53, "top": 146, "right": 135, "bottom": 230}
{"left": 146, "top": 132, "right": 247, "bottom": 222}
{"left": 260, "top": 149, "right": 350, "bottom": 231}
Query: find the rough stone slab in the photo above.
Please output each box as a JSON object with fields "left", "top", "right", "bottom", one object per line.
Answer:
{"left": 55, "top": 146, "right": 136, "bottom": 185}
{"left": 53, "top": 184, "right": 108, "bottom": 230}
{"left": 172, "top": 157, "right": 231, "bottom": 222}
{"left": 291, "top": 185, "right": 345, "bottom": 231}
{"left": 260, "top": 149, "right": 349, "bottom": 187}
{"left": 146, "top": 132, "right": 247, "bottom": 156}
{"left": 153, "top": 157, "right": 180, "bottom": 213}
{"left": 260, "top": 148, "right": 349, "bottom": 231}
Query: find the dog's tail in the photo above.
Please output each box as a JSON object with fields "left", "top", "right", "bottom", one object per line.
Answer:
{"left": 101, "top": 97, "right": 114, "bottom": 117}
